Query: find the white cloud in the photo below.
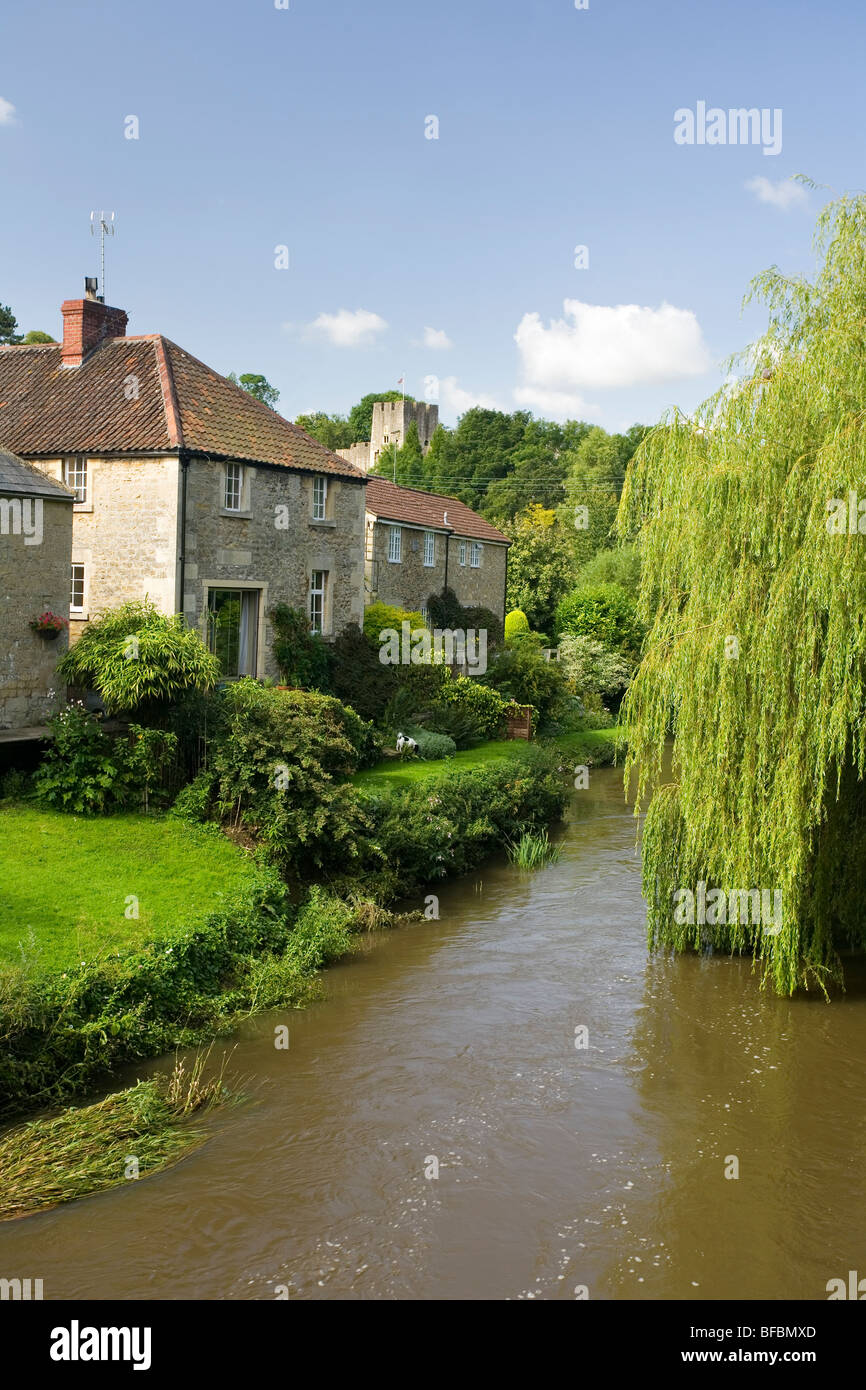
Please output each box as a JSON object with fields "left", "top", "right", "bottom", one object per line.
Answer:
{"left": 438, "top": 375, "right": 501, "bottom": 419}
{"left": 0, "top": 97, "right": 17, "bottom": 126}
{"left": 513, "top": 385, "right": 599, "bottom": 421}
{"left": 421, "top": 326, "right": 453, "bottom": 350}
{"left": 745, "top": 175, "right": 808, "bottom": 211}
{"left": 309, "top": 308, "right": 387, "bottom": 347}
{"left": 514, "top": 298, "right": 711, "bottom": 394}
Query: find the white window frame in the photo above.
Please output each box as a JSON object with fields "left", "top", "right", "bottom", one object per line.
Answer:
{"left": 423, "top": 531, "right": 435, "bottom": 567}
{"left": 63, "top": 457, "right": 87, "bottom": 505}
{"left": 470, "top": 541, "right": 482, "bottom": 568}
{"left": 312, "top": 476, "right": 328, "bottom": 521}
{"left": 387, "top": 525, "right": 402, "bottom": 563}
{"left": 458, "top": 540, "right": 467, "bottom": 566}
{"left": 309, "top": 570, "right": 328, "bottom": 634}
{"left": 70, "top": 563, "right": 85, "bottom": 614}
{"left": 224, "top": 463, "right": 244, "bottom": 512}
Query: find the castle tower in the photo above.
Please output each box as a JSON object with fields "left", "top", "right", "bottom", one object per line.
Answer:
{"left": 336, "top": 399, "right": 439, "bottom": 473}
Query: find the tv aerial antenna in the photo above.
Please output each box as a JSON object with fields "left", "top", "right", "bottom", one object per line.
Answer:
{"left": 90, "top": 211, "right": 116, "bottom": 303}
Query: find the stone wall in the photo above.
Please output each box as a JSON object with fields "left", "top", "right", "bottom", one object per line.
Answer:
{"left": 366, "top": 520, "right": 508, "bottom": 621}
{"left": 443, "top": 534, "right": 508, "bottom": 620}
{"left": 184, "top": 459, "right": 367, "bottom": 679}
{"left": 34, "top": 455, "right": 181, "bottom": 640}
{"left": 0, "top": 496, "right": 73, "bottom": 729}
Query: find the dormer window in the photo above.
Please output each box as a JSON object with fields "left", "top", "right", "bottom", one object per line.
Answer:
{"left": 224, "top": 463, "right": 244, "bottom": 512}
{"left": 63, "top": 457, "right": 87, "bottom": 504}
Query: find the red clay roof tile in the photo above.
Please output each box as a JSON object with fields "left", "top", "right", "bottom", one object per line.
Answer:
{"left": 0, "top": 336, "right": 365, "bottom": 481}
{"left": 364, "top": 476, "right": 510, "bottom": 544}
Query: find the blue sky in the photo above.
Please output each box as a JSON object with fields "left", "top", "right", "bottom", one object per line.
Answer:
{"left": 1, "top": 0, "right": 862, "bottom": 431}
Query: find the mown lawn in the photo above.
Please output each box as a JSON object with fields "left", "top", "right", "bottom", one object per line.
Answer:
{"left": 0, "top": 804, "right": 262, "bottom": 971}
{"left": 354, "top": 727, "right": 626, "bottom": 791}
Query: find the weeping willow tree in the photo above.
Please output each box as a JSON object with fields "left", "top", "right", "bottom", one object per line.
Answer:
{"left": 618, "top": 193, "right": 866, "bottom": 996}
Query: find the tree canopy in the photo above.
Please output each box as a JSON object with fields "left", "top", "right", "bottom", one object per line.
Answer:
{"left": 619, "top": 192, "right": 866, "bottom": 996}
{"left": 227, "top": 372, "right": 280, "bottom": 409}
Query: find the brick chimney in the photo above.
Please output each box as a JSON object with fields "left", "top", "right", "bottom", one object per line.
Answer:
{"left": 60, "top": 280, "right": 128, "bottom": 367}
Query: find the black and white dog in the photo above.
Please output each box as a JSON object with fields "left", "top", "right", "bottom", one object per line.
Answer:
{"left": 396, "top": 732, "right": 419, "bottom": 758}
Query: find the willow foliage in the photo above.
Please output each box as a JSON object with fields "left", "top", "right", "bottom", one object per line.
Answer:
{"left": 618, "top": 194, "right": 866, "bottom": 996}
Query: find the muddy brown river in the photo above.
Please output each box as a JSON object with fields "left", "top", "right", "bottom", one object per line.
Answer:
{"left": 2, "top": 764, "right": 865, "bottom": 1300}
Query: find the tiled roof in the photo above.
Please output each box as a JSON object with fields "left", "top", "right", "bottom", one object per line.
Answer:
{"left": 0, "top": 338, "right": 365, "bottom": 480}
{"left": 364, "top": 476, "right": 510, "bottom": 544}
{"left": 0, "top": 447, "right": 74, "bottom": 500}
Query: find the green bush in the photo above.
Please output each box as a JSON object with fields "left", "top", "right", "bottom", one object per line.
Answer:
{"left": 269, "top": 603, "right": 331, "bottom": 689}
{"left": 363, "top": 600, "right": 426, "bottom": 644}
{"left": 33, "top": 704, "right": 177, "bottom": 815}
{"left": 575, "top": 544, "right": 641, "bottom": 597}
{"left": 426, "top": 587, "right": 504, "bottom": 646}
{"left": 556, "top": 582, "right": 644, "bottom": 659}
{"left": 355, "top": 745, "right": 568, "bottom": 899}
{"left": 505, "top": 609, "right": 530, "bottom": 641}
{"left": 56, "top": 600, "right": 218, "bottom": 716}
{"left": 206, "top": 680, "right": 373, "bottom": 873}
{"left": 434, "top": 675, "right": 510, "bottom": 741}
{"left": 403, "top": 726, "right": 457, "bottom": 760}
{"left": 329, "top": 623, "right": 399, "bottom": 723}
{"left": 559, "top": 635, "right": 633, "bottom": 716}
{"left": 480, "top": 634, "right": 572, "bottom": 732}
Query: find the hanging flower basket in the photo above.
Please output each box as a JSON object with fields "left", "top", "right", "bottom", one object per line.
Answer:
{"left": 29, "top": 611, "right": 68, "bottom": 640}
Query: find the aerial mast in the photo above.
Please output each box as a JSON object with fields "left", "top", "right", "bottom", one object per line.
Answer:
{"left": 89, "top": 211, "right": 116, "bottom": 302}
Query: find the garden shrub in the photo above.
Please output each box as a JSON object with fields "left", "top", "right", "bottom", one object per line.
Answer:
{"left": 207, "top": 680, "right": 373, "bottom": 872}
{"left": 56, "top": 600, "right": 218, "bottom": 716}
{"left": 269, "top": 603, "right": 332, "bottom": 689}
{"left": 403, "top": 726, "right": 457, "bottom": 760}
{"left": 434, "top": 675, "right": 510, "bottom": 741}
{"left": 426, "top": 586, "right": 504, "bottom": 646}
{"left": 33, "top": 704, "right": 177, "bottom": 815}
{"left": 504, "top": 609, "right": 530, "bottom": 641}
{"left": 363, "top": 601, "right": 426, "bottom": 644}
{"left": 556, "top": 582, "right": 644, "bottom": 660}
{"left": 354, "top": 745, "right": 568, "bottom": 899}
{"left": 329, "top": 623, "right": 399, "bottom": 723}
{"left": 558, "top": 635, "right": 633, "bottom": 717}
{"left": 480, "top": 634, "right": 573, "bottom": 732}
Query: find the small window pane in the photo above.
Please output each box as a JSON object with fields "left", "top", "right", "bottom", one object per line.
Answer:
{"left": 423, "top": 531, "right": 435, "bottom": 566}
{"left": 70, "top": 564, "right": 85, "bottom": 611}
{"left": 64, "top": 458, "right": 87, "bottom": 504}
{"left": 310, "top": 570, "right": 327, "bottom": 634}
{"left": 388, "top": 525, "right": 402, "bottom": 563}
{"left": 313, "top": 477, "right": 327, "bottom": 521}
{"left": 224, "top": 464, "right": 243, "bottom": 511}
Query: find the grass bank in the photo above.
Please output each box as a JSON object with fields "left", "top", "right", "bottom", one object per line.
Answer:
{"left": 0, "top": 806, "right": 263, "bottom": 970}
{"left": 353, "top": 726, "right": 626, "bottom": 790}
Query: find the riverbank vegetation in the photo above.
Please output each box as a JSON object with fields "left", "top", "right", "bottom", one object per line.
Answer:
{"left": 620, "top": 192, "right": 866, "bottom": 996}
{"left": 0, "top": 1052, "right": 235, "bottom": 1221}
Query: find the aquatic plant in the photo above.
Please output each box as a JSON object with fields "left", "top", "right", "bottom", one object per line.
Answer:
{"left": 507, "top": 829, "right": 561, "bottom": 869}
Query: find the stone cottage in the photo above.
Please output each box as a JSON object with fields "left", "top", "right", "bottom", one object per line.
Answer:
{"left": 363, "top": 476, "right": 510, "bottom": 621}
{"left": 0, "top": 284, "right": 368, "bottom": 680}
{"left": 0, "top": 449, "right": 73, "bottom": 730}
